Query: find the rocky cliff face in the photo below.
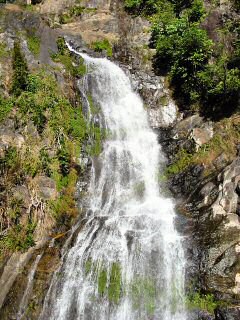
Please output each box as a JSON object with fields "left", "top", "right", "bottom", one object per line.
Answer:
{"left": 161, "top": 115, "right": 240, "bottom": 319}
{"left": 0, "top": 0, "right": 239, "bottom": 319}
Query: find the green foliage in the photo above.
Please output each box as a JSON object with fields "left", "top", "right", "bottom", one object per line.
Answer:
{"left": 166, "top": 149, "right": 194, "bottom": 176}
{"left": 39, "top": 148, "right": 52, "bottom": 177}
{"left": 166, "top": 117, "right": 240, "bottom": 176}
{"left": 57, "top": 142, "right": 71, "bottom": 176}
{"left": 91, "top": 39, "right": 113, "bottom": 57}
{"left": 59, "top": 14, "right": 72, "bottom": 25}
{"left": 0, "top": 222, "right": 36, "bottom": 253}
{"left": 126, "top": 0, "right": 240, "bottom": 118}
{"left": 232, "top": 0, "right": 240, "bottom": 11}
{"left": 77, "top": 57, "right": 87, "bottom": 76}
{"left": 186, "top": 292, "right": 218, "bottom": 314}
{"left": 11, "top": 41, "right": 29, "bottom": 96}
{"left": 56, "top": 37, "right": 67, "bottom": 55}
{"left": 17, "top": 71, "right": 61, "bottom": 132}
{"left": 27, "top": 35, "right": 41, "bottom": 56}
{"left": 59, "top": 5, "right": 85, "bottom": 24}
{"left": 108, "top": 263, "right": 122, "bottom": 304}
{"left": 98, "top": 267, "right": 108, "bottom": 296}
{"left": 8, "top": 197, "right": 23, "bottom": 223}
{"left": 96, "top": 262, "right": 122, "bottom": 303}
{"left": 0, "top": 42, "right": 8, "bottom": 59}
{"left": 69, "top": 5, "right": 85, "bottom": 16}
{"left": 52, "top": 37, "right": 87, "bottom": 77}
{"left": 125, "top": 0, "right": 192, "bottom": 16}
{"left": 198, "top": 59, "right": 240, "bottom": 118}
{"left": 0, "top": 41, "right": 106, "bottom": 254}
{"left": 153, "top": 4, "right": 212, "bottom": 105}
{"left": 1, "top": 147, "right": 19, "bottom": 173}
{"left": 0, "top": 96, "right": 14, "bottom": 122}
{"left": 88, "top": 94, "right": 100, "bottom": 115}
{"left": 50, "top": 168, "right": 79, "bottom": 222}
{"left": 187, "top": 0, "right": 205, "bottom": 23}
{"left": 124, "top": 0, "right": 159, "bottom": 15}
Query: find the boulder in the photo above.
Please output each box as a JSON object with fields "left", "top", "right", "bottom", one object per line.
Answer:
{"left": 33, "top": 176, "right": 58, "bottom": 201}
{"left": 215, "top": 307, "right": 240, "bottom": 320}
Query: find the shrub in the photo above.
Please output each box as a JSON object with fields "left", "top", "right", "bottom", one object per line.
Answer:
{"left": 11, "top": 41, "right": 29, "bottom": 96}
{"left": 50, "top": 168, "right": 78, "bottom": 224}
{"left": 125, "top": 0, "right": 159, "bottom": 15}
{"left": 52, "top": 37, "right": 87, "bottom": 76}
{"left": 59, "top": 5, "right": 85, "bottom": 24}
{"left": 127, "top": 0, "right": 240, "bottom": 118}
{"left": 186, "top": 292, "right": 218, "bottom": 314}
{"left": 91, "top": 39, "right": 113, "bottom": 57}
{"left": 198, "top": 60, "right": 240, "bottom": 118}
{"left": 152, "top": 3, "right": 212, "bottom": 106}
{"left": 0, "top": 223, "right": 36, "bottom": 253}
{"left": 0, "top": 42, "right": 8, "bottom": 59}
{"left": 0, "top": 96, "right": 14, "bottom": 122}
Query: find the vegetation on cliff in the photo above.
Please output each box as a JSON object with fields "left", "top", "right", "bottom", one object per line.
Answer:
{"left": 0, "top": 37, "right": 103, "bottom": 257}
{"left": 125, "top": 0, "right": 240, "bottom": 119}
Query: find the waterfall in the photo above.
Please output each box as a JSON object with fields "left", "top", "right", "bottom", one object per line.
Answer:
{"left": 39, "top": 49, "right": 187, "bottom": 320}
{"left": 17, "top": 254, "right": 42, "bottom": 320}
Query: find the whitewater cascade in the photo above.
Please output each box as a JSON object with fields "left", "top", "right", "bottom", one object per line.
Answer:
{"left": 17, "top": 254, "right": 42, "bottom": 320}
{"left": 40, "top": 50, "right": 187, "bottom": 320}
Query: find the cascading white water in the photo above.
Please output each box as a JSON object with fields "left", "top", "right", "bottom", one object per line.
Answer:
{"left": 39, "top": 50, "right": 187, "bottom": 320}
{"left": 17, "top": 254, "right": 42, "bottom": 320}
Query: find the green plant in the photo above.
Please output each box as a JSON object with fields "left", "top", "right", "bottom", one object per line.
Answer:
{"left": 17, "top": 92, "right": 47, "bottom": 132}
{"left": 52, "top": 37, "right": 87, "bottom": 77}
{"left": 22, "top": 147, "right": 41, "bottom": 178}
{"left": 27, "top": 35, "right": 41, "bottom": 56}
{"left": 198, "top": 59, "right": 240, "bottom": 118}
{"left": 0, "top": 96, "right": 14, "bottom": 122}
{"left": 154, "top": 12, "right": 213, "bottom": 104}
{"left": 91, "top": 39, "right": 113, "bottom": 57}
{"left": 108, "top": 262, "right": 122, "bottom": 304}
{"left": 59, "top": 5, "right": 85, "bottom": 24}
{"left": 126, "top": 0, "right": 240, "bottom": 119}
{"left": 98, "top": 266, "right": 108, "bottom": 296}
{"left": 186, "top": 292, "right": 218, "bottom": 314}
{"left": 87, "top": 94, "right": 100, "bottom": 115}
{"left": 166, "top": 117, "right": 240, "bottom": 177}
{"left": 0, "top": 222, "right": 36, "bottom": 253}
{"left": 125, "top": 0, "right": 158, "bottom": 15}
{"left": 56, "top": 37, "right": 67, "bottom": 55}
{"left": 86, "top": 124, "right": 106, "bottom": 156}
{"left": 166, "top": 149, "right": 194, "bottom": 176}
{"left": 59, "top": 13, "right": 72, "bottom": 24}
{"left": 50, "top": 168, "right": 78, "bottom": 224}
{"left": 57, "top": 142, "right": 71, "bottom": 176}
{"left": 0, "top": 42, "right": 8, "bottom": 59}
{"left": 40, "top": 148, "right": 52, "bottom": 176}
{"left": 2, "top": 147, "right": 19, "bottom": 172}
{"left": 11, "top": 41, "right": 29, "bottom": 96}
{"left": 8, "top": 197, "right": 23, "bottom": 224}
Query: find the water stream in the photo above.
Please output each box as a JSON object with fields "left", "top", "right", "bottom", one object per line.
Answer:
{"left": 17, "top": 254, "right": 42, "bottom": 320}
{"left": 39, "top": 50, "right": 187, "bottom": 320}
